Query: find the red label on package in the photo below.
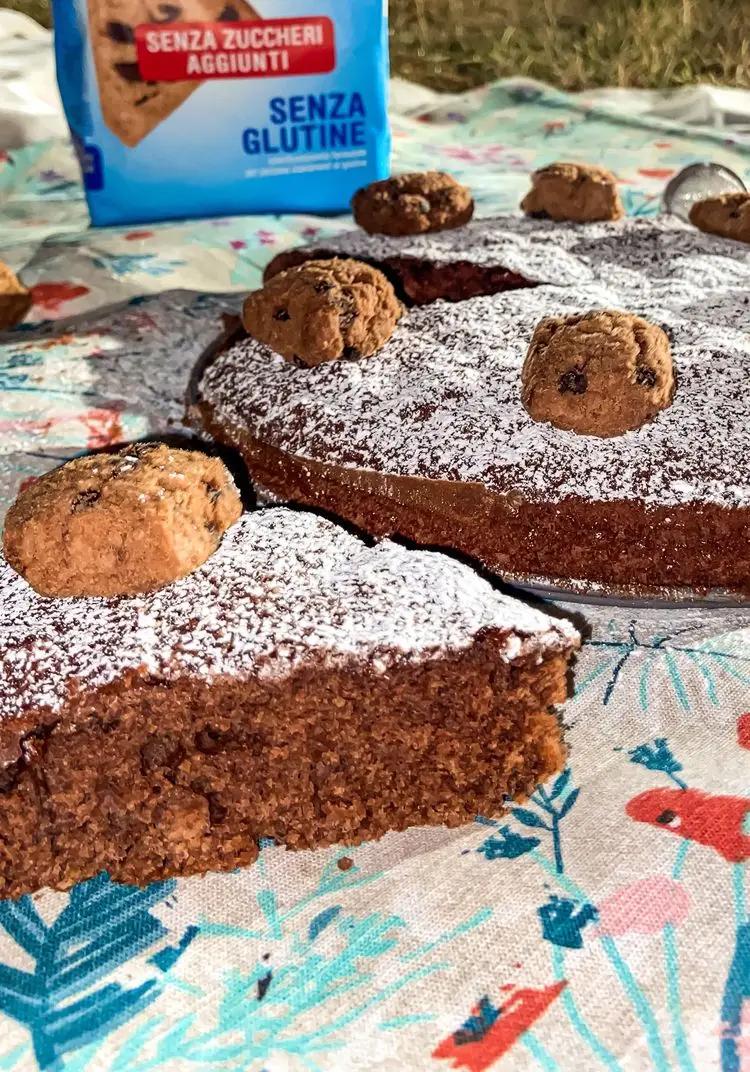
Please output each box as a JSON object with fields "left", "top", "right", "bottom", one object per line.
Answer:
{"left": 135, "top": 16, "right": 336, "bottom": 81}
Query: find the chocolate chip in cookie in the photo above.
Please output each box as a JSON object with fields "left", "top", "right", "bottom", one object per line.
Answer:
{"left": 521, "top": 162, "right": 623, "bottom": 223}
{"left": 3, "top": 443, "right": 242, "bottom": 597}
{"left": 243, "top": 258, "right": 403, "bottom": 367}
{"left": 689, "top": 191, "right": 750, "bottom": 244}
{"left": 352, "top": 171, "right": 474, "bottom": 236}
{"left": 521, "top": 310, "right": 674, "bottom": 438}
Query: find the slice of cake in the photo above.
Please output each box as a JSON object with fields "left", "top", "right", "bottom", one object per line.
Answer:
{"left": 0, "top": 507, "right": 577, "bottom": 897}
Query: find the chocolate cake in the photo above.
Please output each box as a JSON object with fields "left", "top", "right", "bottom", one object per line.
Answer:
{"left": 262, "top": 213, "right": 750, "bottom": 305}
{"left": 0, "top": 508, "right": 577, "bottom": 897}
{"left": 196, "top": 217, "right": 750, "bottom": 595}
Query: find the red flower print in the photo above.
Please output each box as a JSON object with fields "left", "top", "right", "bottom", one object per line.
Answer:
{"left": 738, "top": 713, "right": 750, "bottom": 751}
{"left": 30, "top": 282, "right": 90, "bottom": 314}
{"left": 81, "top": 406, "right": 125, "bottom": 450}
{"left": 434, "top": 983, "right": 566, "bottom": 1071}
{"left": 627, "top": 787, "right": 750, "bottom": 863}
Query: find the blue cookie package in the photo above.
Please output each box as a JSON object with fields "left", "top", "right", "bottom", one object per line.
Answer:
{"left": 51, "top": 0, "right": 390, "bottom": 226}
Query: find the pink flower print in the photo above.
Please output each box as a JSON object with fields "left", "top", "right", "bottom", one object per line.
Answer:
{"left": 594, "top": 876, "right": 690, "bottom": 938}
{"left": 230, "top": 240, "right": 247, "bottom": 250}
{"left": 443, "top": 144, "right": 509, "bottom": 166}
{"left": 124, "top": 311, "right": 158, "bottom": 332}
{"left": 257, "top": 230, "right": 276, "bottom": 246}
{"left": 443, "top": 145, "right": 483, "bottom": 163}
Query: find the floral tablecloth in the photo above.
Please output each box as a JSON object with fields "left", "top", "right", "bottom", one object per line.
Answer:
{"left": 1, "top": 79, "right": 749, "bottom": 1072}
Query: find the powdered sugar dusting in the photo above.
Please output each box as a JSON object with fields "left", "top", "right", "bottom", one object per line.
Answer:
{"left": 201, "top": 217, "right": 750, "bottom": 508}
{"left": 320, "top": 214, "right": 750, "bottom": 295}
{"left": 0, "top": 509, "right": 577, "bottom": 720}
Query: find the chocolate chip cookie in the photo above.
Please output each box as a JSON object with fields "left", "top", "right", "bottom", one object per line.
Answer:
{"left": 242, "top": 258, "right": 403, "bottom": 367}
{"left": 521, "top": 310, "right": 674, "bottom": 437}
{"left": 352, "top": 172, "right": 474, "bottom": 236}
{"left": 521, "top": 162, "right": 624, "bottom": 223}
{"left": 689, "top": 191, "right": 750, "bottom": 244}
{"left": 3, "top": 443, "right": 242, "bottom": 597}
{"left": 87, "top": 0, "right": 258, "bottom": 147}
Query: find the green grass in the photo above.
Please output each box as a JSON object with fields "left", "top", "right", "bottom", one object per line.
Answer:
{"left": 4, "top": 0, "right": 750, "bottom": 92}
{"left": 1, "top": 0, "right": 50, "bottom": 26}
{"left": 390, "top": 0, "right": 750, "bottom": 92}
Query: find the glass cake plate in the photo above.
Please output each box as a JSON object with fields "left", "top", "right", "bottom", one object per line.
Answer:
{"left": 249, "top": 475, "right": 750, "bottom": 639}
{"left": 502, "top": 572, "right": 750, "bottom": 610}
{"left": 500, "top": 573, "right": 750, "bottom": 643}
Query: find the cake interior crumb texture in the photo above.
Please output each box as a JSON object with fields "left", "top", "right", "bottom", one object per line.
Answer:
{"left": 0, "top": 509, "right": 577, "bottom": 896}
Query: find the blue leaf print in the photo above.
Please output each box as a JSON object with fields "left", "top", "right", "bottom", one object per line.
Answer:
{"left": 107, "top": 1018, "right": 165, "bottom": 1072}
{"left": 511, "top": 807, "right": 550, "bottom": 830}
{"left": 720, "top": 919, "right": 750, "bottom": 1072}
{"left": 538, "top": 895, "right": 598, "bottom": 949}
{"left": 454, "top": 995, "right": 501, "bottom": 1044}
{"left": 550, "top": 769, "right": 571, "bottom": 800}
{"left": 308, "top": 906, "right": 342, "bottom": 942}
{"left": 78, "top": 847, "right": 491, "bottom": 1071}
{"left": 477, "top": 826, "right": 541, "bottom": 861}
{"left": 557, "top": 788, "right": 580, "bottom": 819}
{"left": 148, "top": 925, "right": 199, "bottom": 973}
{"left": 90, "top": 253, "right": 185, "bottom": 279}
{"left": 0, "top": 872, "right": 186, "bottom": 1070}
{"left": 628, "top": 738, "right": 687, "bottom": 788}
{"left": 257, "top": 889, "right": 280, "bottom": 938}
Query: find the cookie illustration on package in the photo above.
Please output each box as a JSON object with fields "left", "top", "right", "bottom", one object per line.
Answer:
{"left": 88, "top": 0, "right": 259, "bottom": 146}
{"left": 53, "top": 0, "right": 390, "bottom": 224}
